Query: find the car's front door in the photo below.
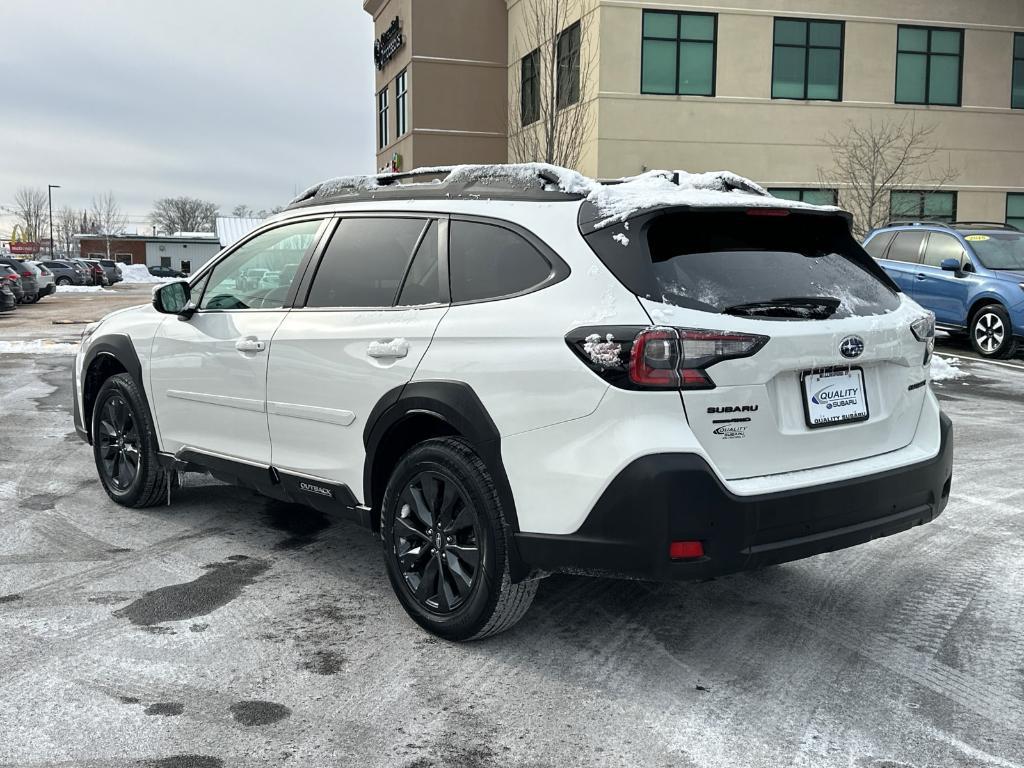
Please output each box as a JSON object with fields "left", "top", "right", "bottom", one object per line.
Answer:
{"left": 149, "top": 218, "right": 327, "bottom": 464}
{"left": 266, "top": 215, "right": 448, "bottom": 500}
{"left": 914, "top": 232, "right": 975, "bottom": 326}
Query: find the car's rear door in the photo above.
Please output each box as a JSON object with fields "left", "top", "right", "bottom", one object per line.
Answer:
{"left": 149, "top": 218, "right": 328, "bottom": 464}
{"left": 265, "top": 214, "right": 448, "bottom": 500}
{"left": 881, "top": 230, "right": 927, "bottom": 294}
{"left": 914, "top": 232, "right": 975, "bottom": 325}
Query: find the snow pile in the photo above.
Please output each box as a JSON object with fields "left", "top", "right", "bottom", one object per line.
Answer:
{"left": 56, "top": 285, "right": 109, "bottom": 293}
{"left": 291, "top": 163, "right": 837, "bottom": 228}
{"left": 0, "top": 339, "right": 79, "bottom": 355}
{"left": 117, "top": 264, "right": 176, "bottom": 284}
{"left": 930, "top": 355, "right": 966, "bottom": 382}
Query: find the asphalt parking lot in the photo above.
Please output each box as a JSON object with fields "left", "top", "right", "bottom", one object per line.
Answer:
{"left": 1, "top": 293, "right": 1023, "bottom": 767}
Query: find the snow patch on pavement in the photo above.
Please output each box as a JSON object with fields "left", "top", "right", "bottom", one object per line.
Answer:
{"left": 56, "top": 285, "right": 109, "bottom": 293}
{"left": 0, "top": 339, "right": 80, "bottom": 355}
{"left": 930, "top": 355, "right": 966, "bottom": 382}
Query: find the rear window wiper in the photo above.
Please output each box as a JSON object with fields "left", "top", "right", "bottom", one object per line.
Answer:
{"left": 720, "top": 297, "right": 841, "bottom": 319}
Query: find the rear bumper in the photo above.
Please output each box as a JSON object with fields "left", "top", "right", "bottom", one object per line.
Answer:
{"left": 516, "top": 412, "right": 953, "bottom": 581}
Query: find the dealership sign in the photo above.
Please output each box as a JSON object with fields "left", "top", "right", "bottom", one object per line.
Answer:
{"left": 7, "top": 225, "right": 40, "bottom": 255}
{"left": 374, "top": 16, "right": 404, "bottom": 70}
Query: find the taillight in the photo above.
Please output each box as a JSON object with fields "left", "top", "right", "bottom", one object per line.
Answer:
{"left": 567, "top": 325, "right": 768, "bottom": 390}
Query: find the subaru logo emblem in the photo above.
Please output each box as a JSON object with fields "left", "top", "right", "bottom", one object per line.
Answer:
{"left": 840, "top": 336, "right": 864, "bottom": 359}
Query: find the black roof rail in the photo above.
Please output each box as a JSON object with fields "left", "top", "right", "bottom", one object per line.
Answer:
{"left": 884, "top": 220, "right": 957, "bottom": 230}
{"left": 287, "top": 165, "right": 581, "bottom": 209}
{"left": 951, "top": 221, "right": 1021, "bottom": 231}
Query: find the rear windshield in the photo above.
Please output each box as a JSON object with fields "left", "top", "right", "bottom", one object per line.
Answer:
{"left": 585, "top": 210, "right": 900, "bottom": 320}
{"left": 964, "top": 233, "right": 1024, "bottom": 270}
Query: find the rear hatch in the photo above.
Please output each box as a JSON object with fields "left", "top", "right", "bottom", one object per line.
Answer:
{"left": 579, "top": 206, "right": 933, "bottom": 480}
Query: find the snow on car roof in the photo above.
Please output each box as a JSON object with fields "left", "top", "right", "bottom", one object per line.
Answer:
{"left": 290, "top": 163, "right": 842, "bottom": 228}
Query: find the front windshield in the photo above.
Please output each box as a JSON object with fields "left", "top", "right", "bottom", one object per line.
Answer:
{"left": 966, "top": 233, "right": 1024, "bottom": 270}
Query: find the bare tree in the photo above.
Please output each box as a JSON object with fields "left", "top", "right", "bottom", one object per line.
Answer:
{"left": 151, "top": 197, "right": 218, "bottom": 234}
{"left": 818, "top": 117, "right": 959, "bottom": 239}
{"left": 12, "top": 187, "right": 48, "bottom": 242}
{"left": 91, "top": 191, "right": 128, "bottom": 259}
{"left": 231, "top": 204, "right": 256, "bottom": 218}
{"left": 54, "top": 206, "right": 82, "bottom": 257}
{"left": 507, "top": 0, "right": 595, "bottom": 170}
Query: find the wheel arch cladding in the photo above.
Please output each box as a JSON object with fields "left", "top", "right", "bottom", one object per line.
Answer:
{"left": 81, "top": 335, "right": 151, "bottom": 443}
{"left": 363, "top": 381, "right": 529, "bottom": 579}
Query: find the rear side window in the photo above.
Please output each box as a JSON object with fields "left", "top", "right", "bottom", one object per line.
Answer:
{"left": 863, "top": 231, "right": 895, "bottom": 259}
{"left": 585, "top": 210, "right": 900, "bottom": 320}
{"left": 396, "top": 221, "right": 442, "bottom": 306}
{"left": 922, "top": 233, "right": 966, "bottom": 267}
{"left": 449, "top": 221, "right": 553, "bottom": 303}
{"left": 307, "top": 218, "right": 428, "bottom": 308}
{"left": 887, "top": 231, "right": 926, "bottom": 263}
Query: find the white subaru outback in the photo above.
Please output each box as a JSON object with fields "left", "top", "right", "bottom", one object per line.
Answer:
{"left": 74, "top": 165, "right": 953, "bottom": 640}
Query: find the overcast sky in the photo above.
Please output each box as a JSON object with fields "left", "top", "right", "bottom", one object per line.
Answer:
{"left": 0, "top": 1, "right": 373, "bottom": 233}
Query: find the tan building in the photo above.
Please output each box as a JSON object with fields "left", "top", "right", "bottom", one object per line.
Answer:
{"left": 364, "top": 0, "right": 1024, "bottom": 227}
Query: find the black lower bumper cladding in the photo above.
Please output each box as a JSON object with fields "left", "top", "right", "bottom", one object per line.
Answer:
{"left": 516, "top": 413, "right": 953, "bottom": 581}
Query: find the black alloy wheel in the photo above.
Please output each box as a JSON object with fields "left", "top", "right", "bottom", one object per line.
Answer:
{"left": 96, "top": 393, "right": 142, "bottom": 491}
{"left": 392, "top": 470, "right": 482, "bottom": 613}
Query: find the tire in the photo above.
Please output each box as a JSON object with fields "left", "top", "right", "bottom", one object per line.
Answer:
{"left": 969, "top": 304, "right": 1017, "bottom": 359}
{"left": 91, "top": 374, "right": 174, "bottom": 508}
{"left": 56, "top": 276, "right": 71, "bottom": 286}
{"left": 381, "top": 437, "right": 537, "bottom": 641}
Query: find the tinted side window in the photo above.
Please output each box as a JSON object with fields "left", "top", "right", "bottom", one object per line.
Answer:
{"left": 449, "top": 221, "right": 552, "bottom": 303}
{"left": 307, "top": 218, "right": 427, "bottom": 308}
{"left": 887, "top": 231, "right": 926, "bottom": 263}
{"left": 864, "top": 231, "right": 895, "bottom": 259}
{"left": 396, "top": 221, "right": 442, "bottom": 306}
{"left": 922, "top": 233, "right": 966, "bottom": 268}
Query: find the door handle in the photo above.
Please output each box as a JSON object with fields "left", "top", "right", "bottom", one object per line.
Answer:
{"left": 367, "top": 338, "right": 409, "bottom": 359}
{"left": 235, "top": 337, "right": 266, "bottom": 353}
{"left": 915, "top": 273, "right": 927, "bottom": 280}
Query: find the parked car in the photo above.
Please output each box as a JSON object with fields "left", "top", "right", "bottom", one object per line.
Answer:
{"left": 84, "top": 258, "right": 121, "bottom": 285}
{"left": 79, "top": 259, "right": 109, "bottom": 286}
{"left": 0, "top": 265, "right": 25, "bottom": 303}
{"left": 0, "top": 277, "right": 17, "bottom": 312}
{"left": 0, "top": 257, "right": 39, "bottom": 303}
{"left": 41, "top": 260, "right": 87, "bottom": 286}
{"left": 864, "top": 221, "right": 1024, "bottom": 358}
{"left": 148, "top": 265, "right": 186, "bottom": 279}
{"left": 28, "top": 262, "right": 56, "bottom": 299}
{"left": 74, "top": 165, "right": 952, "bottom": 641}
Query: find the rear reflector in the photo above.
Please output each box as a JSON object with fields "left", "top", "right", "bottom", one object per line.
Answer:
{"left": 669, "top": 540, "right": 704, "bottom": 560}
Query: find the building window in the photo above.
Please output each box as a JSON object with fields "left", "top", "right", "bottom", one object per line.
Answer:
{"left": 376, "top": 87, "right": 389, "bottom": 149}
{"left": 160, "top": 256, "right": 172, "bottom": 268}
{"left": 556, "top": 21, "right": 581, "bottom": 108}
{"left": 895, "top": 26, "right": 963, "bottom": 106}
{"left": 771, "top": 18, "right": 843, "bottom": 101}
{"left": 521, "top": 49, "right": 541, "bottom": 125}
{"left": 1008, "top": 194, "right": 1024, "bottom": 230}
{"left": 767, "top": 188, "right": 838, "bottom": 206}
{"left": 890, "top": 190, "right": 957, "bottom": 222}
{"left": 641, "top": 11, "right": 716, "bottom": 96}
{"left": 395, "top": 70, "right": 408, "bottom": 137}
{"left": 1013, "top": 33, "right": 1024, "bottom": 109}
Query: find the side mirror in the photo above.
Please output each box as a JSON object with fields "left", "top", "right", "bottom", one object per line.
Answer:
{"left": 940, "top": 258, "right": 962, "bottom": 273}
{"left": 152, "top": 281, "right": 192, "bottom": 316}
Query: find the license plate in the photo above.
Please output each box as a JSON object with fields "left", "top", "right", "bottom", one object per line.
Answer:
{"left": 802, "top": 368, "right": 869, "bottom": 428}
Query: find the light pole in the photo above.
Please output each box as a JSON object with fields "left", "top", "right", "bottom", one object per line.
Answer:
{"left": 47, "top": 184, "right": 60, "bottom": 256}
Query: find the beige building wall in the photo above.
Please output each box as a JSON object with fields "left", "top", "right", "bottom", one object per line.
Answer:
{"left": 365, "top": 0, "right": 508, "bottom": 170}
{"left": 586, "top": 0, "right": 1024, "bottom": 222}
{"left": 367, "top": 1, "right": 1024, "bottom": 225}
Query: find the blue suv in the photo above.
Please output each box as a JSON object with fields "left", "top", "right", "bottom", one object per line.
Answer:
{"left": 864, "top": 221, "right": 1024, "bottom": 359}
